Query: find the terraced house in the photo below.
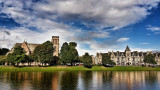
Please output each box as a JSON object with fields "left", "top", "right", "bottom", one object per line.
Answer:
{"left": 94, "top": 46, "right": 160, "bottom": 65}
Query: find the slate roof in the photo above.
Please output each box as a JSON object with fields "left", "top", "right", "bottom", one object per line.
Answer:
{"left": 125, "top": 45, "right": 131, "bottom": 51}
{"left": 13, "top": 42, "right": 41, "bottom": 53}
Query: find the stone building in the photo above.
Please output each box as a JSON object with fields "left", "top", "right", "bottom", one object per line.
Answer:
{"left": 10, "top": 36, "right": 59, "bottom": 56}
{"left": 52, "top": 36, "right": 59, "bottom": 56}
{"left": 7, "top": 36, "right": 59, "bottom": 66}
{"left": 94, "top": 46, "right": 160, "bottom": 65}
{"left": 10, "top": 41, "right": 41, "bottom": 55}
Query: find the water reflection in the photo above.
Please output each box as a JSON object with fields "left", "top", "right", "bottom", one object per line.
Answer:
{"left": 0, "top": 71, "right": 160, "bottom": 90}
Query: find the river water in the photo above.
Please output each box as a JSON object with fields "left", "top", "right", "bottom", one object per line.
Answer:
{"left": 0, "top": 71, "right": 160, "bottom": 90}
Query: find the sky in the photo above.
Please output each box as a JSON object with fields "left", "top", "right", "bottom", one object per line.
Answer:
{"left": 0, "top": 0, "right": 160, "bottom": 56}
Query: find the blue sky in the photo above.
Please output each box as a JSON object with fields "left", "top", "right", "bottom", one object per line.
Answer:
{"left": 0, "top": 0, "right": 160, "bottom": 55}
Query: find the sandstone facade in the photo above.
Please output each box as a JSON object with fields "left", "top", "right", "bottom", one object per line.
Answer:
{"left": 10, "top": 36, "right": 59, "bottom": 56}
{"left": 94, "top": 46, "right": 160, "bottom": 65}
{"left": 52, "top": 36, "right": 59, "bottom": 56}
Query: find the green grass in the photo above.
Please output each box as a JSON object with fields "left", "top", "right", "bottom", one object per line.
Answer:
{"left": 0, "top": 66, "right": 160, "bottom": 72}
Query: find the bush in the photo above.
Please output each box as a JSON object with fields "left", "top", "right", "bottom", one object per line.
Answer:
{"left": 84, "top": 65, "right": 92, "bottom": 68}
{"left": 82, "top": 53, "right": 92, "bottom": 68}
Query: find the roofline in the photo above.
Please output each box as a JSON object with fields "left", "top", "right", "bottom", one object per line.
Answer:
{"left": 52, "top": 36, "right": 59, "bottom": 38}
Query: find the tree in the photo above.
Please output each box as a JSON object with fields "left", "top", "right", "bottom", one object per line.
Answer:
{"left": 7, "top": 53, "right": 15, "bottom": 65}
{"left": 33, "top": 41, "right": 54, "bottom": 66}
{"left": 82, "top": 53, "right": 92, "bottom": 68}
{"left": 0, "top": 48, "right": 9, "bottom": 55}
{"left": 68, "top": 42, "right": 79, "bottom": 65}
{"left": 27, "top": 54, "right": 35, "bottom": 66}
{"left": 102, "top": 54, "right": 116, "bottom": 65}
{"left": 49, "top": 56, "right": 59, "bottom": 66}
{"left": 33, "top": 46, "right": 42, "bottom": 63}
{"left": 7, "top": 46, "right": 28, "bottom": 66}
{"left": 60, "top": 42, "right": 79, "bottom": 66}
{"left": 0, "top": 56, "right": 7, "bottom": 65}
{"left": 59, "top": 42, "right": 70, "bottom": 65}
{"left": 144, "top": 54, "right": 156, "bottom": 65}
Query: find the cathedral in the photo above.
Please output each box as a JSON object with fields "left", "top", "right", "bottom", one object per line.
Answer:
{"left": 8, "top": 36, "right": 59, "bottom": 66}
{"left": 9, "top": 36, "right": 59, "bottom": 56}
{"left": 93, "top": 46, "right": 160, "bottom": 65}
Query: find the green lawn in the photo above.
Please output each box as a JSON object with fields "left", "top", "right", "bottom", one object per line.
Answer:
{"left": 0, "top": 66, "right": 160, "bottom": 72}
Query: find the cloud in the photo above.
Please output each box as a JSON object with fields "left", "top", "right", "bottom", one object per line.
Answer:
{"left": 147, "top": 25, "right": 160, "bottom": 31}
{"left": 0, "top": 0, "right": 160, "bottom": 55}
{"left": 3, "top": 31, "right": 11, "bottom": 36}
{"left": 0, "top": 0, "right": 160, "bottom": 30}
{"left": 147, "top": 25, "right": 160, "bottom": 34}
{"left": 0, "top": 27, "right": 113, "bottom": 56}
{"left": 146, "top": 34, "right": 151, "bottom": 35}
{"left": 117, "top": 38, "right": 130, "bottom": 42}
{"left": 131, "top": 48, "right": 156, "bottom": 52}
{"left": 140, "top": 43, "right": 149, "bottom": 45}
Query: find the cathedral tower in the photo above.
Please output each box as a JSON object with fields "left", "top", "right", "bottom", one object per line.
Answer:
{"left": 125, "top": 45, "right": 131, "bottom": 57}
{"left": 52, "top": 36, "right": 59, "bottom": 56}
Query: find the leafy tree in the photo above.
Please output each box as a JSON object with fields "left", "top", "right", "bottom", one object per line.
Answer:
{"left": 144, "top": 54, "right": 156, "bottom": 65}
{"left": 33, "top": 46, "right": 42, "bottom": 63}
{"left": 0, "top": 48, "right": 9, "bottom": 55}
{"left": 69, "top": 42, "right": 77, "bottom": 48}
{"left": 82, "top": 53, "right": 92, "bottom": 68}
{"left": 7, "top": 46, "right": 28, "bottom": 66}
{"left": 33, "top": 41, "right": 54, "bottom": 66}
{"left": 27, "top": 54, "right": 35, "bottom": 66}
{"left": 0, "top": 56, "right": 7, "bottom": 65}
{"left": 102, "top": 54, "right": 116, "bottom": 65}
{"left": 14, "top": 54, "right": 29, "bottom": 65}
{"left": 60, "top": 42, "right": 79, "bottom": 65}
{"left": 68, "top": 42, "right": 79, "bottom": 65}
{"left": 59, "top": 42, "right": 70, "bottom": 65}
{"left": 7, "top": 53, "right": 15, "bottom": 65}
{"left": 49, "top": 56, "right": 59, "bottom": 66}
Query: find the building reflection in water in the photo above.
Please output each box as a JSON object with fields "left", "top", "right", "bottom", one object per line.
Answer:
{"left": 0, "top": 71, "right": 160, "bottom": 90}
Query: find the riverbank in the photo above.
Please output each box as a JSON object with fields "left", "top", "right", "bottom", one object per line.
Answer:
{"left": 1, "top": 66, "right": 160, "bottom": 72}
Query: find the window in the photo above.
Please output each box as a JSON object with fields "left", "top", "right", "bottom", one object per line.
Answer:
{"left": 55, "top": 39, "right": 57, "bottom": 44}
{"left": 54, "top": 46, "right": 57, "bottom": 51}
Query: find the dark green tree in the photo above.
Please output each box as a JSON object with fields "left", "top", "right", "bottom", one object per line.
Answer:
{"left": 0, "top": 48, "right": 9, "bottom": 55}
{"left": 102, "top": 54, "right": 116, "bottom": 65}
{"left": 0, "top": 56, "right": 7, "bottom": 65}
{"left": 68, "top": 42, "right": 79, "bottom": 65}
{"left": 144, "top": 54, "right": 156, "bottom": 65}
{"left": 7, "top": 53, "right": 14, "bottom": 65}
{"left": 29, "top": 53, "right": 38, "bottom": 66}
{"left": 33, "top": 46, "right": 41, "bottom": 63}
{"left": 60, "top": 42, "right": 79, "bottom": 66}
{"left": 27, "top": 54, "right": 34, "bottom": 66}
{"left": 82, "top": 53, "right": 92, "bottom": 68}
{"left": 7, "top": 46, "right": 28, "bottom": 66}
{"left": 33, "top": 41, "right": 54, "bottom": 66}
{"left": 49, "top": 56, "right": 59, "bottom": 66}
{"left": 59, "top": 42, "right": 70, "bottom": 65}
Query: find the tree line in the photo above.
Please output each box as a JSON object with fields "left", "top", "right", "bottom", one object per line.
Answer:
{"left": 1, "top": 41, "right": 93, "bottom": 67}
{"left": 0, "top": 48, "right": 9, "bottom": 65}
{"left": 0, "top": 41, "right": 158, "bottom": 67}
{"left": 0, "top": 48, "right": 9, "bottom": 55}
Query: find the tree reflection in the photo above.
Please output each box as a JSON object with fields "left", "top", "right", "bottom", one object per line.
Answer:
{"left": 0, "top": 71, "right": 159, "bottom": 90}
{"left": 80, "top": 71, "right": 93, "bottom": 90}
{"left": 145, "top": 71, "right": 158, "bottom": 85}
{"left": 60, "top": 71, "right": 78, "bottom": 90}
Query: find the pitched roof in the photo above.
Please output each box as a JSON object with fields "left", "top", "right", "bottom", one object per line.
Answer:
{"left": 125, "top": 45, "right": 131, "bottom": 51}
{"left": 14, "top": 43, "right": 22, "bottom": 47}
{"left": 13, "top": 43, "right": 41, "bottom": 53}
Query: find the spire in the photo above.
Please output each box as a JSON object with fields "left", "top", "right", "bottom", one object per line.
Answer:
{"left": 125, "top": 45, "right": 131, "bottom": 51}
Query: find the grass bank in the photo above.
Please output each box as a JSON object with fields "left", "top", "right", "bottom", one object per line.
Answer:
{"left": 0, "top": 66, "right": 160, "bottom": 72}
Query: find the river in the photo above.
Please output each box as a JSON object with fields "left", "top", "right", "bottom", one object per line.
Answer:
{"left": 0, "top": 71, "right": 160, "bottom": 90}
